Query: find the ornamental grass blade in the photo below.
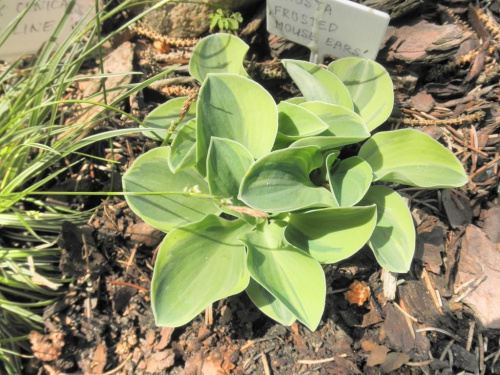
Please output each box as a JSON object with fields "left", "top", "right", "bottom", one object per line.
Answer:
{"left": 152, "top": 216, "right": 252, "bottom": 327}
{"left": 239, "top": 146, "right": 336, "bottom": 212}
{"left": 122, "top": 147, "right": 219, "bottom": 232}
{"left": 282, "top": 60, "right": 353, "bottom": 110}
{"left": 142, "top": 96, "right": 196, "bottom": 140}
{"left": 328, "top": 156, "right": 373, "bottom": 207}
{"left": 359, "top": 186, "right": 415, "bottom": 273}
{"left": 242, "top": 221, "right": 325, "bottom": 331}
{"left": 285, "top": 206, "right": 377, "bottom": 264}
{"left": 189, "top": 33, "right": 249, "bottom": 82}
{"left": 358, "top": 129, "right": 468, "bottom": 188}
{"left": 246, "top": 278, "right": 296, "bottom": 326}
{"left": 328, "top": 57, "right": 394, "bottom": 131}
{"left": 196, "top": 73, "right": 278, "bottom": 175}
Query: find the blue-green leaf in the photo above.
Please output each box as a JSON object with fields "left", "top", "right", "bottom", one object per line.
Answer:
{"left": 282, "top": 60, "right": 353, "bottom": 110}
{"left": 328, "top": 156, "right": 373, "bottom": 207}
{"left": 122, "top": 147, "right": 219, "bottom": 232}
{"left": 246, "top": 278, "right": 296, "bottom": 326}
{"left": 358, "top": 129, "right": 468, "bottom": 188}
{"left": 168, "top": 119, "right": 196, "bottom": 173}
{"left": 207, "top": 137, "right": 254, "bottom": 205}
{"left": 142, "top": 96, "right": 196, "bottom": 140}
{"left": 290, "top": 135, "right": 366, "bottom": 151}
{"left": 290, "top": 102, "right": 369, "bottom": 150}
{"left": 239, "top": 146, "right": 336, "bottom": 212}
{"left": 328, "top": 57, "right": 394, "bottom": 131}
{"left": 299, "top": 102, "right": 370, "bottom": 137}
{"left": 189, "top": 33, "right": 249, "bottom": 82}
{"left": 242, "top": 221, "right": 325, "bottom": 331}
{"left": 152, "top": 216, "right": 252, "bottom": 326}
{"left": 196, "top": 73, "right": 278, "bottom": 175}
{"left": 277, "top": 101, "right": 328, "bottom": 141}
{"left": 359, "top": 186, "right": 415, "bottom": 273}
{"left": 285, "top": 206, "right": 377, "bottom": 264}
{"left": 285, "top": 97, "right": 306, "bottom": 105}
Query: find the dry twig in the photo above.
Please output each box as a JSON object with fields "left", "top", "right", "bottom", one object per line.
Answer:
{"left": 388, "top": 111, "right": 485, "bottom": 127}
{"left": 416, "top": 327, "right": 462, "bottom": 342}
{"left": 161, "top": 85, "right": 198, "bottom": 97}
{"left": 421, "top": 268, "right": 444, "bottom": 315}
{"left": 469, "top": 155, "right": 500, "bottom": 180}
{"left": 261, "top": 351, "right": 271, "bottom": 375}
{"left": 393, "top": 301, "right": 418, "bottom": 322}
{"left": 466, "top": 319, "right": 476, "bottom": 352}
{"left": 479, "top": 332, "right": 485, "bottom": 373}
{"left": 297, "top": 357, "right": 336, "bottom": 365}
{"left": 131, "top": 22, "right": 199, "bottom": 47}
{"left": 455, "top": 275, "right": 487, "bottom": 302}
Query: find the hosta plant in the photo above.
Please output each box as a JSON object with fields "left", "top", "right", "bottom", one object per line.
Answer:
{"left": 123, "top": 34, "right": 467, "bottom": 330}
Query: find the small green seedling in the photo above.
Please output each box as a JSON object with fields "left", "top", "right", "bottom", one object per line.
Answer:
{"left": 208, "top": 8, "right": 243, "bottom": 34}
{"left": 123, "top": 34, "right": 468, "bottom": 331}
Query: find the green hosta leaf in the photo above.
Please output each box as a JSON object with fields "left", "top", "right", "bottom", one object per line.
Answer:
{"left": 246, "top": 278, "right": 296, "bottom": 326}
{"left": 122, "top": 147, "right": 219, "bottom": 232}
{"left": 312, "top": 151, "right": 340, "bottom": 194}
{"left": 328, "top": 57, "right": 394, "bottom": 131}
{"left": 142, "top": 96, "right": 196, "bottom": 140}
{"left": 239, "top": 146, "right": 336, "bottom": 212}
{"left": 277, "top": 101, "right": 328, "bottom": 141}
{"left": 291, "top": 135, "right": 367, "bottom": 151}
{"left": 206, "top": 140, "right": 260, "bottom": 225}
{"left": 285, "top": 97, "right": 306, "bottom": 105}
{"left": 358, "top": 129, "right": 468, "bottom": 188}
{"left": 242, "top": 221, "right": 325, "bottom": 331}
{"left": 189, "top": 33, "right": 249, "bottom": 82}
{"left": 152, "top": 215, "right": 252, "bottom": 326}
{"left": 329, "top": 156, "right": 373, "bottom": 207}
{"left": 168, "top": 119, "right": 196, "bottom": 173}
{"left": 282, "top": 60, "right": 353, "bottom": 110}
{"left": 290, "top": 102, "right": 369, "bottom": 150}
{"left": 359, "top": 186, "right": 415, "bottom": 273}
{"left": 299, "top": 102, "right": 370, "bottom": 137}
{"left": 196, "top": 73, "right": 278, "bottom": 175}
{"left": 285, "top": 206, "right": 377, "bottom": 264}
{"left": 207, "top": 137, "right": 254, "bottom": 205}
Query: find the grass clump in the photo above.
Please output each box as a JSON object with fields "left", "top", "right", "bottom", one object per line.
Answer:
{"left": 0, "top": 0, "right": 176, "bottom": 372}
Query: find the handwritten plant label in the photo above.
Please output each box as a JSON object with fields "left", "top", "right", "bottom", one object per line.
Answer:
{"left": 267, "top": 0, "right": 390, "bottom": 62}
{"left": 0, "top": 0, "right": 95, "bottom": 61}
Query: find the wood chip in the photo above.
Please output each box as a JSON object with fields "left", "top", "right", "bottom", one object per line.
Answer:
{"left": 383, "top": 303, "right": 415, "bottom": 353}
{"left": 380, "top": 352, "right": 410, "bottom": 374}
{"left": 411, "top": 91, "right": 435, "bottom": 112}
{"left": 153, "top": 327, "right": 175, "bottom": 351}
{"left": 91, "top": 343, "right": 107, "bottom": 374}
{"left": 366, "top": 345, "right": 389, "bottom": 367}
{"left": 386, "top": 19, "right": 468, "bottom": 63}
{"left": 454, "top": 225, "right": 500, "bottom": 329}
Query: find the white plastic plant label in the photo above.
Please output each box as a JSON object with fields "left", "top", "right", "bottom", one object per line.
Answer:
{"left": 267, "top": 0, "right": 390, "bottom": 62}
{"left": 0, "top": 0, "right": 95, "bottom": 62}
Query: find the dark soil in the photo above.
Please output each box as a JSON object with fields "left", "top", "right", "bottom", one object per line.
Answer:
{"left": 21, "top": 1, "right": 500, "bottom": 374}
